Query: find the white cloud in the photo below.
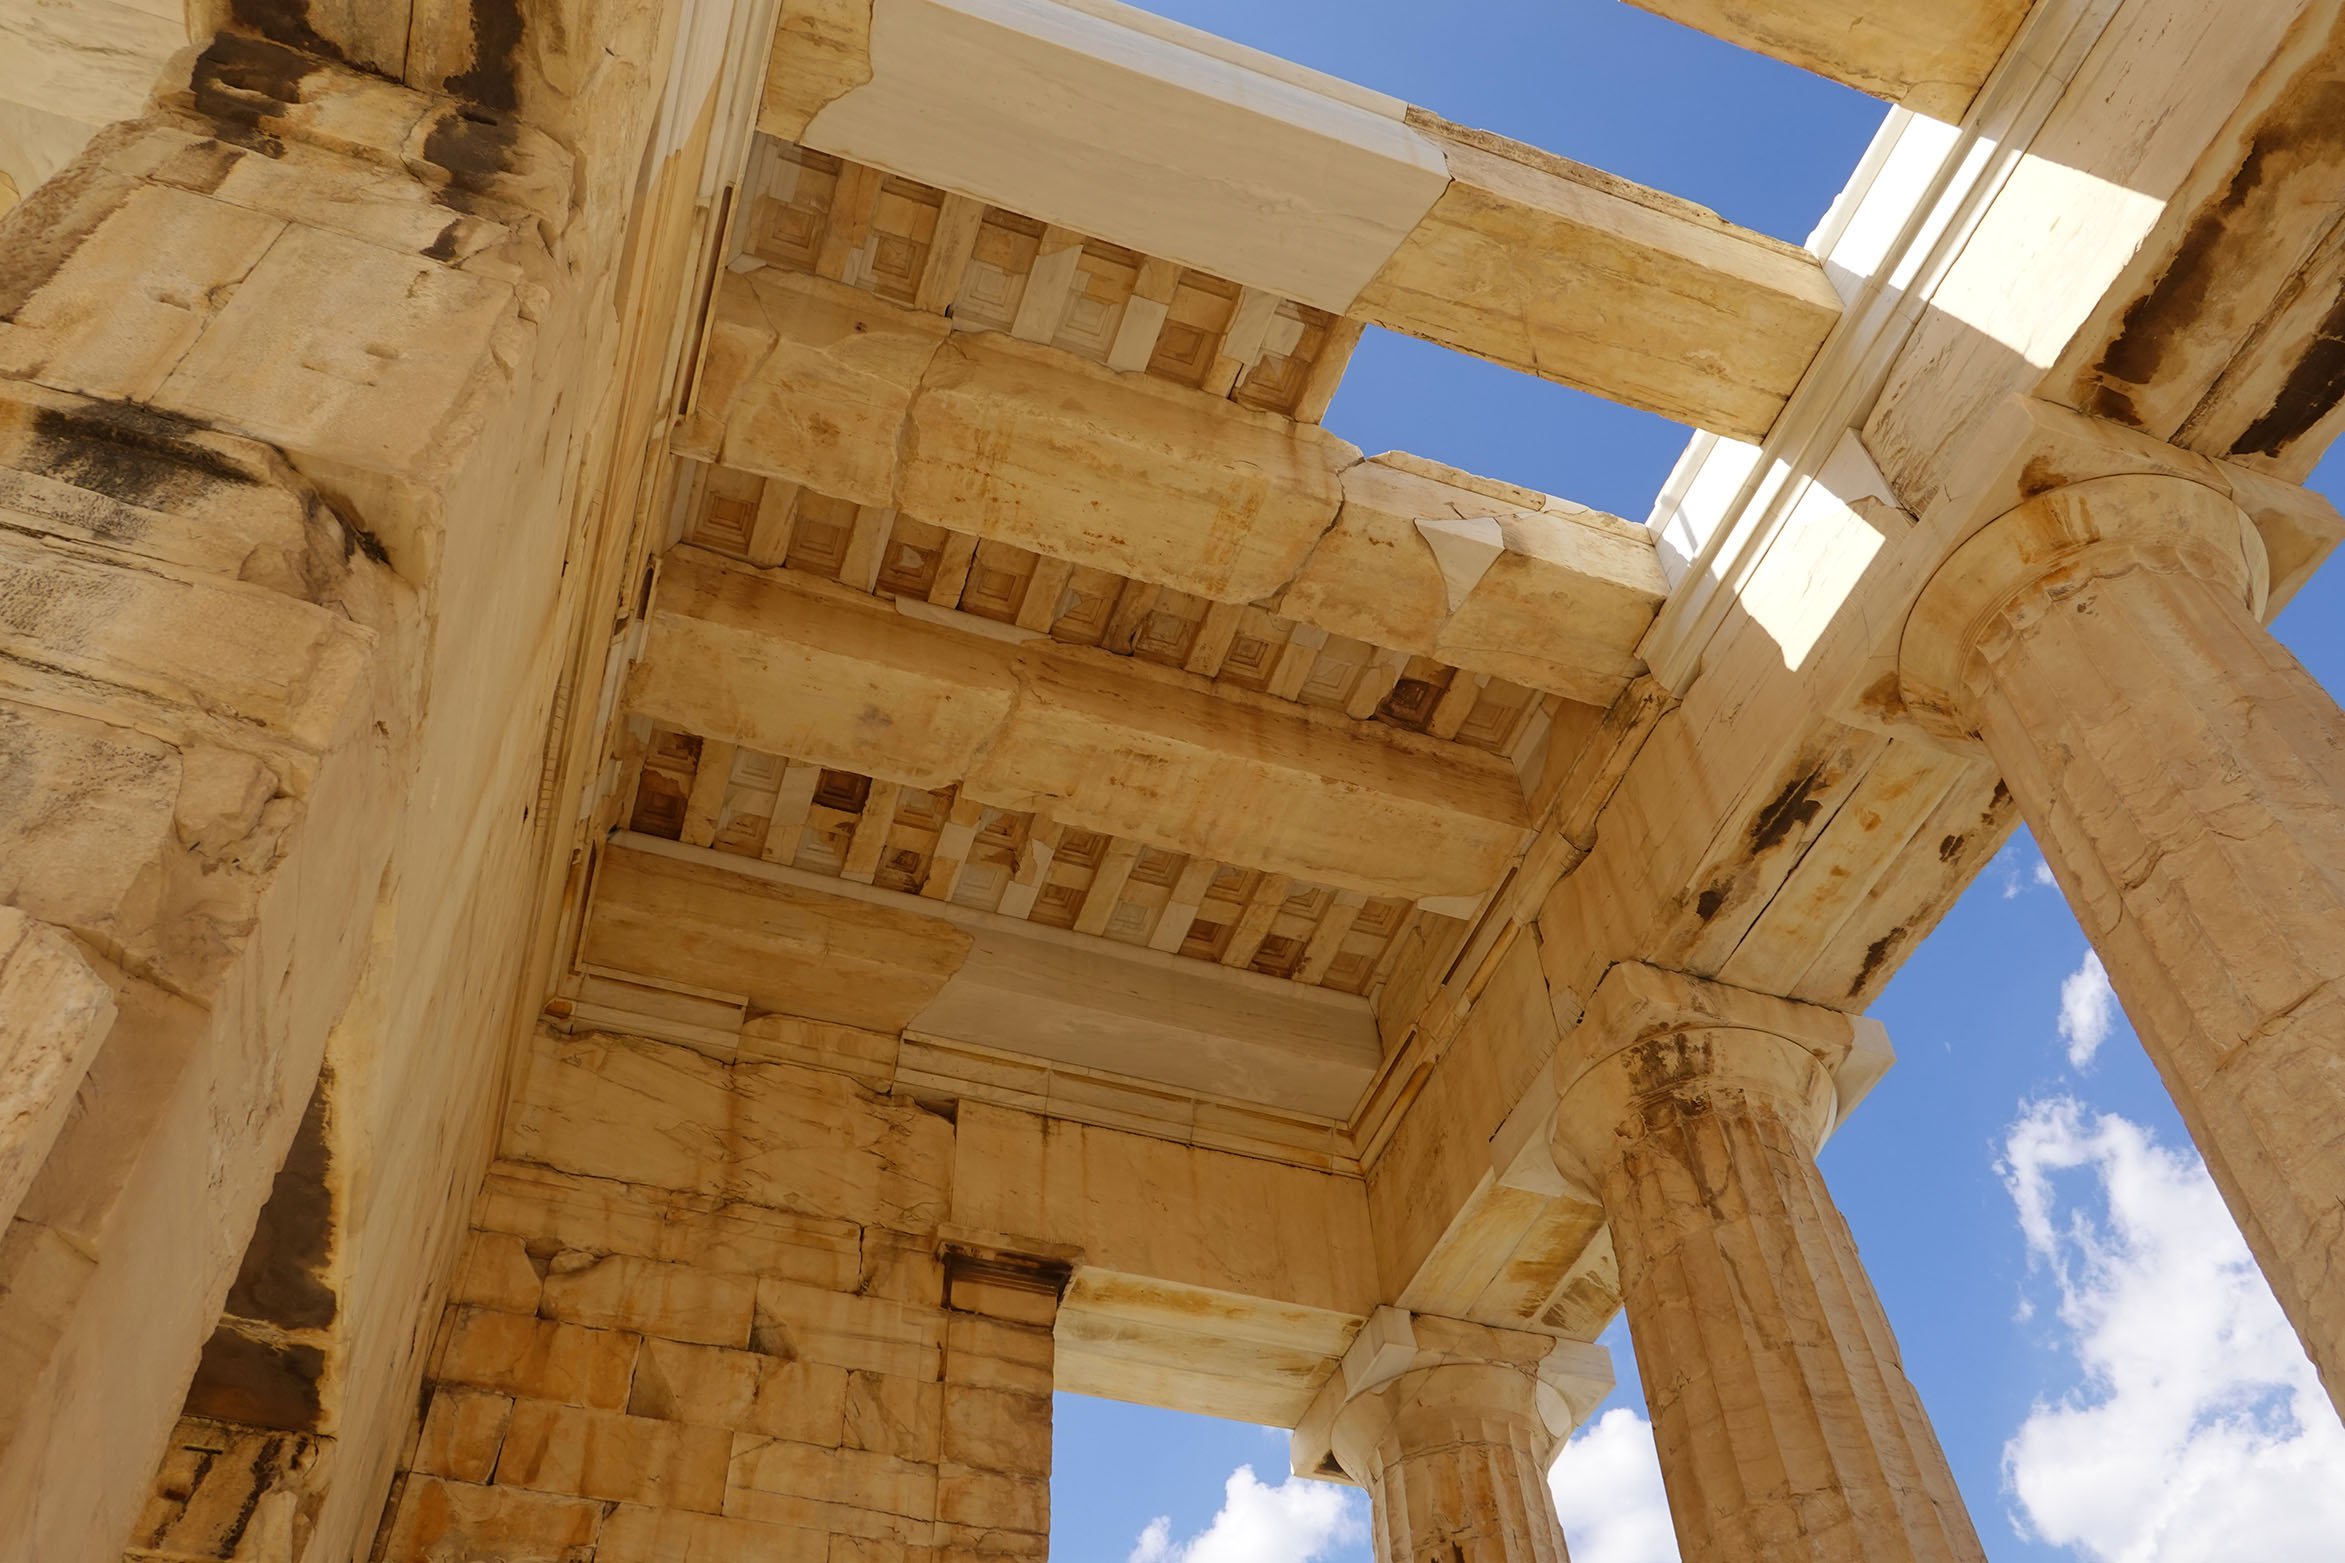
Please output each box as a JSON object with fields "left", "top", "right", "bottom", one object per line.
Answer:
{"left": 1999, "top": 1098, "right": 2345, "bottom": 1562}
{"left": 2056, "top": 950, "right": 2117, "bottom": 1068}
{"left": 1998, "top": 848, "right": 2059, "bottom": 898}
{"left": 1128, "top": 1466, "right": 1364, "bottom": 1563}
{"left": 1551, "top": 1408, "right": 1681, "bottom": 1563}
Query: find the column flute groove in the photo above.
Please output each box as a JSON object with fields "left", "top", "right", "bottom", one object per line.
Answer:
{"left": 1553, "top": 965, "right": 1987, "bottom": 1563}
{"left": 1299, "top": 1313, "right": 1613, "bottom": 1563}
{"left": 1901, "top": 472, "right": 2345, "bottom": 1410}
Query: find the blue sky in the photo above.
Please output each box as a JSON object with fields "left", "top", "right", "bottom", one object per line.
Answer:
{"left": 1051, "top": 5, "right": 2345, "bottom": 1561}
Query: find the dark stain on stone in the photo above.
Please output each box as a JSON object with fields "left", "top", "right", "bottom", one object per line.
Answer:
{"left": 188, "top": 32, "right": 327, "bottom": 156}
{"left": 444, "top": 0, "right": 527, "bottom": 113}
{"left": 423, "top": 217, "right": 467, "bottom": 262}
{"left": 0, "top": 152, "right": 137, "bottom": 324}
{"left": 227, "top": 0, "right": 350, "bottom": 63}
{"left": 1939, "top": 832, "right": 1966, "bottom": 863}
{"left": 182, "top": 1325, "right": 326, "bottom": 1432}
{"left": 2230, "top": 285, "right": 2345, "bottom": 457}
{"left": 942, "top": 1244, "right": 1075, "bottom": 1311}
{"left": 2085, "top": 383, "right": 2143, "bottom": 428}
{"left": 416, "top": 0, "right": 533, "bottom": 213}
{"left": 288, "top": 490, "right": 389, "bottom": 577}
{"left": 2091, "top": 73, "right": 2345, "bottom": 428}
{"left": 214, "top": 1437, "right": 281, "bottom": 1557}
{"left": 420, "top": 104, "right": 525, "bottom": 215}
{"left": 1694, "top": 883, "right": 1729, "bottom": 922}
{"left": 1991, "top": 779, "right": 2011, "bottom": 808}
{"left": 27, "top": 401, "right": 258, "bottom": 508}
{"left": 1850, "top": 924, "right": 1911, "bottom": 999}
{"left": 223, "top": 1076, "right": 339, "bottom": 1332}
{"left": 2095, "top": 134, "right": 2285, "bottom": 408}
{"left": 2018, "top": 454, "right": 2068, "bottom": 500}
{"left": 333, "top": 504, "right": 392, "bottom": 566}
{"left": 1749, "top": 766, "right": 1827, "bottom": 854}
{"left": 346, "top": 525, "right": 392, "bottom": 565}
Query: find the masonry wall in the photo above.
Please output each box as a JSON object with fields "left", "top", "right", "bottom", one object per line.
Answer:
{"left": 378, "top": 1025, "right": 1062, "bottom": 1563}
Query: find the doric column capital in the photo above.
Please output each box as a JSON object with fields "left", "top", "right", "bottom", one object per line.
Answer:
{"left": 1550, "top": 963, "right": 1891, "bottom": 1191}
{"left": 1899, "top": 473, "right": 2268, "bottom": 741}
{"left": 1292, "top": 1308, "right": 1613, "bottom": 1487}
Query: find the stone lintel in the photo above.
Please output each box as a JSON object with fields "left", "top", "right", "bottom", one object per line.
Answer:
{"left": 1621, "top": 0, "right": 2031, "bottom": 119}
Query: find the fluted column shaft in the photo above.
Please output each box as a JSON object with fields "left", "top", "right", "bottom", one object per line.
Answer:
{"left": 1915, "top": 474, "right": 2345, "bottom": 1407}
{"left": 1332, "top": 1361, "right": 1573, "bottom": 1563}
{"left": 1553, "top": 969, "right": 1985, "bottom": 1563}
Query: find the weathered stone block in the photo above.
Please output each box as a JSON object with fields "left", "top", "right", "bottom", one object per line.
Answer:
{"left": 844, "top": 1370, "right": 943, "bottom": 1462}
{"left": 726, "top": 1436, "right": 938, "bottom": 1525}
{"left": 673, "top": 268, "right": 946, "bottom": 507}
{"left": 0, "top": 182, "right": 284, "bottom": 403}
{"left": 628, "top": 1338, "right": 850, "bottom": 1445}
{"left": 379, "top": 1476, "right": 600, "bottom": 1563}
{"left": 931, "top": 1523, "right": 1049, "bottom": 1563}
{"left": 414, "top": 1389, "right": 514, "bottom": 1485}
{"left": 939, "top": 1386, "right": 1050, "bottom": 1478}
{"left": 495, "top": 1400, "right": 731, "bottom": 1514}
{"left": 941, "top": 1271, "right": 1056, "bottom": 1329}
{"left": 941, "top": 1315, "right": 1054, "bottom": 1399}
{"left": 433, "top": 1309, "right": 639, "bottom": 1412}
{"left": 753, "top": 1278, "right": 945, "bottom": 1381}
{"left": 0, "top": 909, "right": 113, "bottom": 1232}
{"left": 933, "top": 1465, "right": 1046, "bottom": 1534}
{"left": 539, "top": 1251, "right": 756, "bottom": 1349}
{"left": 448, "top": 1231, "right": 542, "bottom": 1316}
{"left": 597, "top": 1503, "right": 839, "bottom": 1563}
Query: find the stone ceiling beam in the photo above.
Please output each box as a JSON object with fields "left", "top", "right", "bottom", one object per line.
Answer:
{"left": 760, "top": 0, "right": 1841, "bottom": 439}
{"left": 678, "top": 268, "right": 1352, "bottom": 602}
{"left": 627, "top": 548, "right": 1533, "bottom": 903}
{"left": 579, "top": 840, "right": 1383, "bottom": 1119}
{"left": 1351, "top": 114, "right": 1843, "bottom": 441}
{"left": 679, "top": 268, "right": 1669, "bottom": 705}
{"left": 1621, "top": 0, "right": 2033, "bottom": 121}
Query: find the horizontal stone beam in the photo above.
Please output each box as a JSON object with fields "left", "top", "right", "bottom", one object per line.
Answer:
{"left": 584, "top": 840, "right": 1383, "bottom": 1119}
{"left": 761, "top": 0, "right": 1840, "bottom": 438}
{"left": 1352, "top": 115, "right": 1842, "bottom": 440}
{"left": 1289, "top": 454, "right": 1667, "bottom": 709}
{"left": 627, "top": 549, "right": 1532, "bottom": 902}
{"left": 679, "top": 268, "right": 1349, "bottom": 602}
{"left": 677, "top": 268, "right": 1668, "bottom": 703}
{"left": 1622, "top": 0, "right": 2031, "bottom": 120}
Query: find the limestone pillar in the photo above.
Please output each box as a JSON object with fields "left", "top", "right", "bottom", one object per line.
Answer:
{"left": 0, "top": 8, "right": 737, "bottom": 1559}
{"left": 1551, "top": 964, "right": 1983, "bottom": 1563}
{"left": 1295, "top": 1308, "right": 1611, "bottom": 1563}
{"left": 1900, "top": 471, "right": 2345, "bottom": 1409}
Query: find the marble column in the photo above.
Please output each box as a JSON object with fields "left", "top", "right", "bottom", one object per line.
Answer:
{"left": 1551, "top": 964, "right": 1984, "bottom": 1563}
{"left": 1901, "top": 472, "right": 2345, "bottom": 1410}
{"left": 1299, "top": 1310, "right": 1610, "bottom": 1563}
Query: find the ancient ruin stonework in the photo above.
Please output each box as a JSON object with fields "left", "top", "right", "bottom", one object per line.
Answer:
{"left": 3, "top": 2, "right": 2344, "bottom": 1561}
